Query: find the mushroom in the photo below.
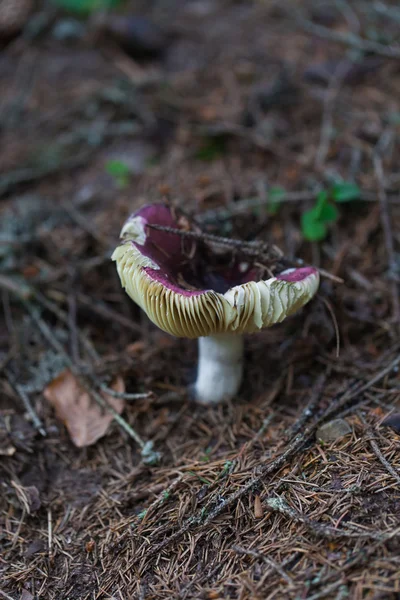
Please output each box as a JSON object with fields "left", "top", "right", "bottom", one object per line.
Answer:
{"left": 112, "top": 204, "right": 319, "bottom": 405}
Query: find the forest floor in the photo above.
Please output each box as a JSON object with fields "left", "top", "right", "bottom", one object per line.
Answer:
{"left": 1, "top": 1, "right": 400, "bottom": 598}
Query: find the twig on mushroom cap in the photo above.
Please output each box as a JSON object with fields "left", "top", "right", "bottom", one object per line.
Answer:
{"left": 146, "top": 222, "right": 281, "bottom": 257}
{"left": 146, "top": 223, "right": 343, "bottom": 284}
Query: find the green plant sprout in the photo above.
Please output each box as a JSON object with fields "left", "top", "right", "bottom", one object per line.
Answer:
{"left": 301, "top": 182, "right": 360, "bottom": 242}
{"left": 105, "top": 159, "right": 132, "bottom": 189}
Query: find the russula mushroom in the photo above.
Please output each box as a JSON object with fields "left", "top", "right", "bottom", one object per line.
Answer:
{"left": 112, "top": 204, "right": 319, "bottom": 405}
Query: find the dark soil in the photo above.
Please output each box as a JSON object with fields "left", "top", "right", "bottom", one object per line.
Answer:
{"left": 1, "top": 1, "right": 400, "bottom": 599}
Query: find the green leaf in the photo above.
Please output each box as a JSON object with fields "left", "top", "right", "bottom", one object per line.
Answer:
{"left": 301, "top": 189, "right": 338, "bottom": 242}
{"left": 51, "top": 0, "right": 123, "bottom": 15}
{"left": 308, "top": 191, "right": 338, "bottom": 223}
{"left": 331, "top": 182, "right": 360, "bottom": 203}
{"left": 105, "top": 159, "right": 131, "bottom": 188}
{"left": 105, "top": 159, "right": 131, "bottom": 177}
{"left": 313, "top": 190, "right": 329, "bottom": 219}
{"left": 319, "top": 201, "right": 339, "bottom": 223}
{"left": 267, "top": 186, "right": 285, "bottom": 215}
{"left": 301, "top": 211, "right": 328, "bottom": 241}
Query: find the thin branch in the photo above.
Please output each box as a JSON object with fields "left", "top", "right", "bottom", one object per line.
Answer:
{"left": 373, "top": 151, "right": 400, "bottom": 324}
{"left": 295, "top": 8, "right": 400, "bottom": 58}
{"left": 98, "top": 383, "right": 152, "bottom": 401}
{"left": 146, "top": 223, "right": 279, "bottom": 257}
{"left": 199, "top": 190, "right": 400, "bottom": 222}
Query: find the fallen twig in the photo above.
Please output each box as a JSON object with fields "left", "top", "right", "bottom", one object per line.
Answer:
{"left": 373, "top": 149, "right": 400, "bottom": 324}
{"left": 295, "top": 7, "right": 400, "bottom": 58}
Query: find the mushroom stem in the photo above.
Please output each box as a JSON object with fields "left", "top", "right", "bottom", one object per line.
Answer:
{"left": 195, "top": 333, "right": 244, "bottom": 405}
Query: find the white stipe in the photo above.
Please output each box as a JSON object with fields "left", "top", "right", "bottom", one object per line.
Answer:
{"left": 195, "top": 334, "right": 244, "bottom": 405}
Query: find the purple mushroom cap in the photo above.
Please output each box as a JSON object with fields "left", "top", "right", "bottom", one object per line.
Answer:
{"left": 112, "top": 204, "right": 320, "bottom": 338}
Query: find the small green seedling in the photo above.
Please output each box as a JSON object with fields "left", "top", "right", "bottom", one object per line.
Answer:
{"left": 301, "top": 182, "right": 360, "bottom": 242}
{"left": 331, "top": 182, "right": 361, "bottom": 203}
{"left": 301, "top": 191, "right": 338, "bottom": 242}
{"left": 105, "top": 159, "right": 131, "bottom": 189}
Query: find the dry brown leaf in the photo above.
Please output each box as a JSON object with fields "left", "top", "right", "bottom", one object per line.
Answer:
{"left": 43, "top": 369, "right": 125, "bottom": 447}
